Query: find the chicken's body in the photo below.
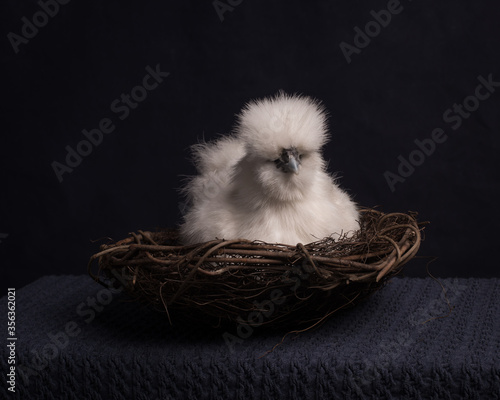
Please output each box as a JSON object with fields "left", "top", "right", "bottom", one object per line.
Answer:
{"left": 180, "top": 93, "right": 359, "bottom": 245}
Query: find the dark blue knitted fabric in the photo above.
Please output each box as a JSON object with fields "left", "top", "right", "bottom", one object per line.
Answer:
{"left": 1, "top": 276, "right": 499, "bottom": 399}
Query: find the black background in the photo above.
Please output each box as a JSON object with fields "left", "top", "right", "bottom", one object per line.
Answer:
{"left": 2, "top": 0, "right": 499, "bottom": 289}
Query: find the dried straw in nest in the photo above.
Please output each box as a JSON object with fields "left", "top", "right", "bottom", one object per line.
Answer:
{"left": 88, "top": 209, "right": 425, "bottom": 329}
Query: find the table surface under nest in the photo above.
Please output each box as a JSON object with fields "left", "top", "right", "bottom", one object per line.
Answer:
{"left": 2, "top": 275, "right": 499, "bottom": 399}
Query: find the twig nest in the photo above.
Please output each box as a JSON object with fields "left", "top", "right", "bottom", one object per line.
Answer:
{"left": 88, "top": 209, "right": 425, "bottom": 328}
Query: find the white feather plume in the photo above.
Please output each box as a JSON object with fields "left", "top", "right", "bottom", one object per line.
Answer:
{"left": 180, "top": 92, "right": 359, "bottom": 245}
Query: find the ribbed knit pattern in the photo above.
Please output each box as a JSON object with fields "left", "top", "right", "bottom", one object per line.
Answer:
{"left": 1, "top": 276, "right": 499, "bottom": 399}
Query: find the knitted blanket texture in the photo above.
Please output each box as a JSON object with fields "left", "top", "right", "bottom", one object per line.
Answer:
{"left": 1, "top": 275, "right": 499, "bottom": 399}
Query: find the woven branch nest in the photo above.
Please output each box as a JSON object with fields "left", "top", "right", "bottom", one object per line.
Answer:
{"left": 88, "top": 209, "right": 425, "bottom": 328}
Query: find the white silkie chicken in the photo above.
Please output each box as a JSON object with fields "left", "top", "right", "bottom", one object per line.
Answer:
{"left": 179, "top": 92, "right": 359, "bottom": 245}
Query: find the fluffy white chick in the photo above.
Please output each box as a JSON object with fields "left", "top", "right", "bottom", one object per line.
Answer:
{"left": 180, "top": 92, "right": 359, "bottom": 245}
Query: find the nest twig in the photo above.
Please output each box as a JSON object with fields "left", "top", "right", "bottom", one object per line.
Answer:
{"left": 88, "top": 209, "right": 426, "bottom": 328}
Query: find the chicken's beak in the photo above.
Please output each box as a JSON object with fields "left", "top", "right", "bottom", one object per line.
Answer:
{"left": 275, "top": 147, "right": 301, "bottom": 174}
{"left": 286, "top": 154, "right": 300, "bottom": 175}
{"left": 281, "top": 147, "right": 300, "bottom": 175}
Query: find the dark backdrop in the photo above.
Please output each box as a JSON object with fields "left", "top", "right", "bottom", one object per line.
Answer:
{"left": 2, "top": 0, "right": 499, "bottom": 289}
